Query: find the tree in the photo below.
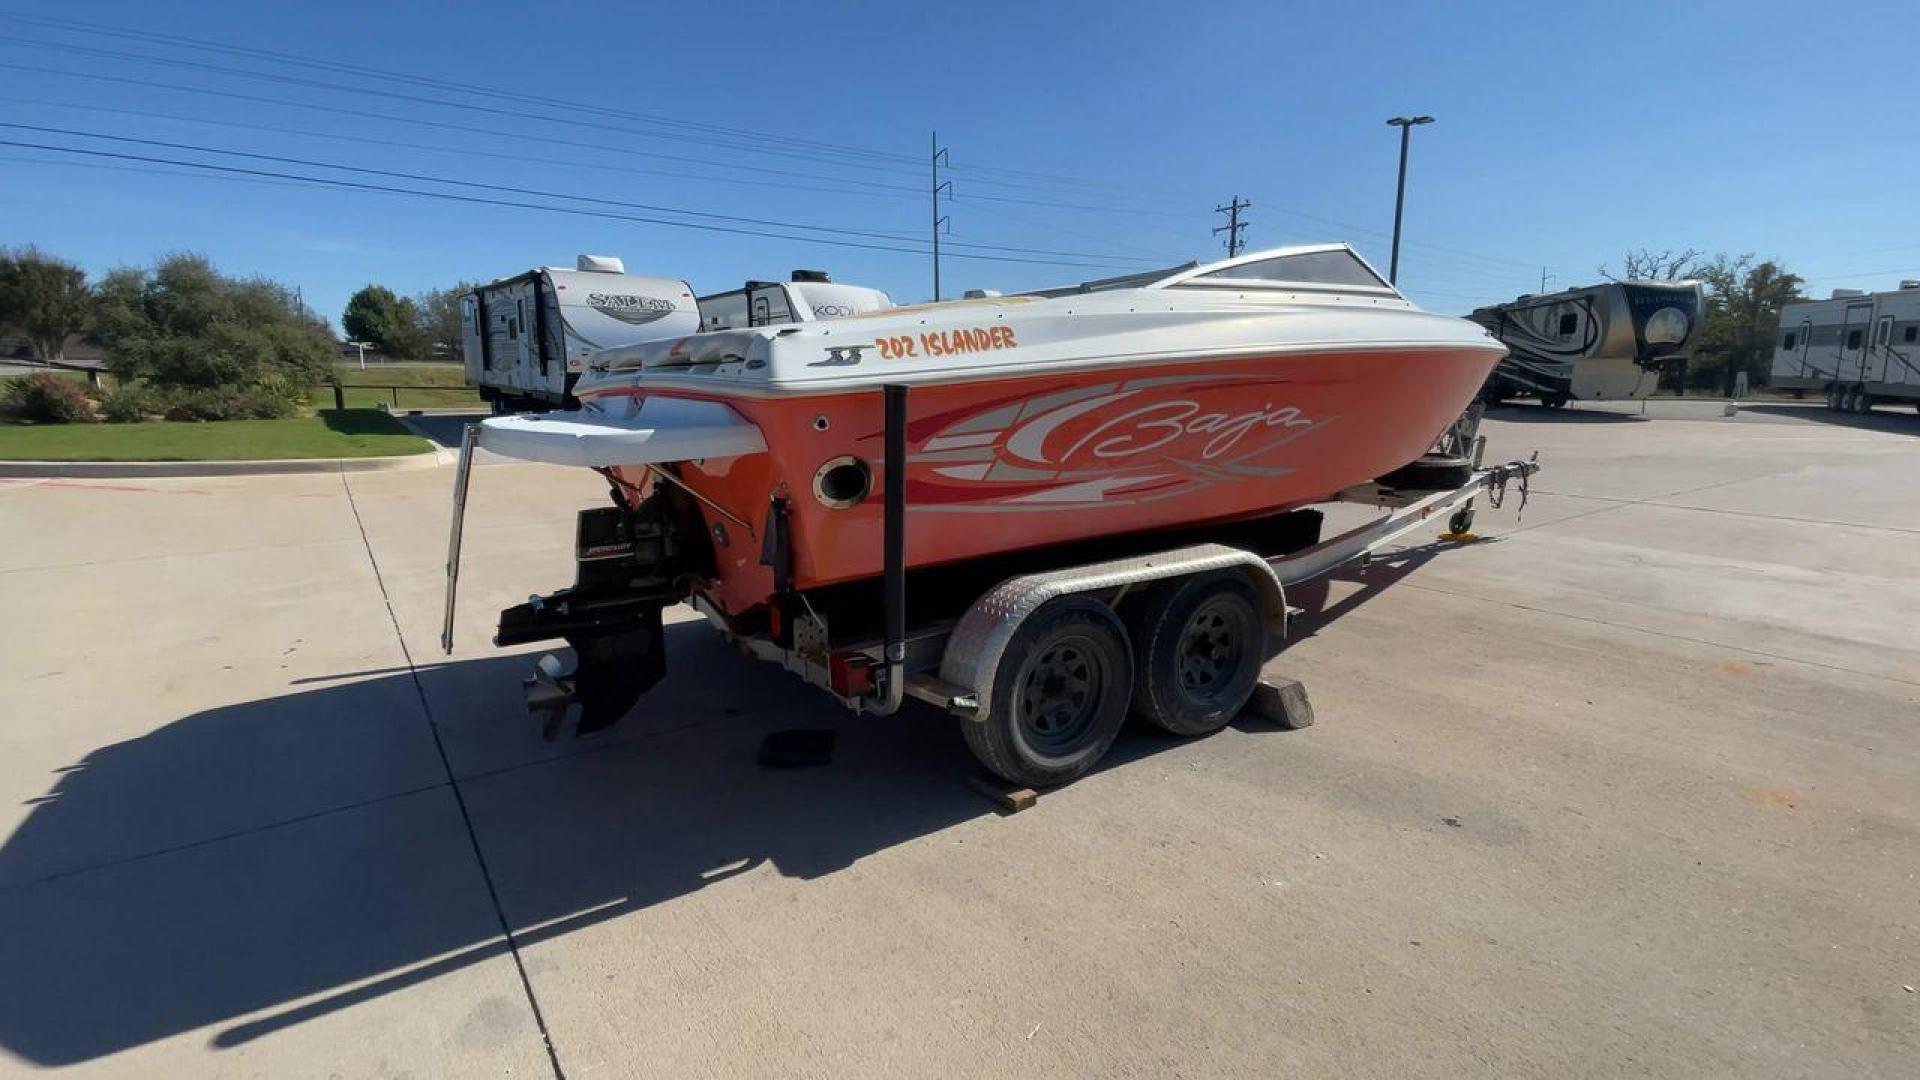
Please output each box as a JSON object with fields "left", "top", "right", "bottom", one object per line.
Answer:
{"left": 1689, "top": 255, "right": 1804, "bottom": 395}
{"left": 1599, "top": 248, "right": 1705, "bottom": 283}
{"left": 0, "top": 246, "right": 92, "bottom": 362}
{"left": 342, "top": 284, "right": 427, "bottom": 360}
{"left": 413, "top": 283, "right": 476, "bottom": 363}
{"left": 92, "top": 253, "right": 336, "bottom": 397}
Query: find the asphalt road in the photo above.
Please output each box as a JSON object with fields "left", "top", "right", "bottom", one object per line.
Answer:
{"left": 1, "top": 399, "right": 1915, "bottom": 1077}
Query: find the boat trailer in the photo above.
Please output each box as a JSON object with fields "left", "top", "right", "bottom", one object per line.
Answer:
{"left": 441, "top": 392, "right": 1538, "bottom": 784}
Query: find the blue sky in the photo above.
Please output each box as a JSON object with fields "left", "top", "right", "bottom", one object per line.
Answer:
{"left": 3, "top": 1, "right": 1917, "bottom": 331}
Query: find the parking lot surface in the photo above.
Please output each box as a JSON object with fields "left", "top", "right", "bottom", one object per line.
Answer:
{"left": 2, "top": 399, "right": 1916, "bottom": 1078}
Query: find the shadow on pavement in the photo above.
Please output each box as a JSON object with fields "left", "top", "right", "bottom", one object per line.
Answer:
{"left": 1282, "top": 541, "right": 1451, "bottom": 642}
{"left": 1484, "top": 402, "right": 1646, "bottom": 423}
{"left": 400, "top": 411, "right": 488, "bottom": 449}
{"left": 1739, "top": 402, "right": 1920, "bottom": 434}
{"left": 0, "top": 567, "right": 1391, "bottom": 1067}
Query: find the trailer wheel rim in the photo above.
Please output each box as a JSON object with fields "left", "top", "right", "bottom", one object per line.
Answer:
{"left": 1176, "top": 597, "right": 1250, "bottom": 702}
{"left": 1016, "top": 636, "right": 1105, "bottom": 753}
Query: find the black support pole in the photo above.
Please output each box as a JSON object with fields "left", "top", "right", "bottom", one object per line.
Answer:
{"left": 881, "top": 384, "right": 908, "bottom": 709}
{"left": 1385, "top": 115, "right": 1433, "bottom": 287}
{"left": 1389, "top": 122, "right": 1411, "bottom": 286}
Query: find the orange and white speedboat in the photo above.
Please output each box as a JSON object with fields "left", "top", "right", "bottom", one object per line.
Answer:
{"left": 445, "top": 244, "right": 1511, "bottom": 756}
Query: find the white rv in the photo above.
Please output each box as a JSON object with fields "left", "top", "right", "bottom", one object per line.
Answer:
{"left": 1770, "top": 282, "right": 1920, "bottom": 413}
{"left": 695, "top": 270, "right": 893, "bottom": 332}
{"left": 463, "top": 260, "right": 893, "bottom": 410}
{"left": 462, "top": 256, "right": 700, "bottom": 411}
{"left": 1467, "top": 281, "right": 1704, "bottom": 407}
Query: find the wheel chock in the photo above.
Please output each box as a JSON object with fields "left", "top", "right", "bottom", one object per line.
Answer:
{"left": 1249, "top": 676, "right": 1314, "bottom": 730}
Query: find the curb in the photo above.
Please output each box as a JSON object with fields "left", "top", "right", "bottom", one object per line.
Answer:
{"left": 0, "top": 452, "right": 445, "bottom": 479}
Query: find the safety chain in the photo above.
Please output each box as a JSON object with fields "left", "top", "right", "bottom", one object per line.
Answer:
{"left": 1485, "top": 452, "right": 1538, "bottom": 522}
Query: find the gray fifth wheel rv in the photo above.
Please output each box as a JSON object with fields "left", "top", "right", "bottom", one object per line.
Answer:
{"left": 1770, "top": 282, "right": 1920, "bottom": 414}
{"left": 462, "top": 257, "right": 893, "bottom": 411}
{"left": 1467, "top": 281, "right": 1704, "bottom": 407}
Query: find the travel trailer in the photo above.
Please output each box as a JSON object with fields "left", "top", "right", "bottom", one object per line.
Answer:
{"left": 695, "top": 270, "right": 893, "bottom": 332}
{"left": 1467, "top": 281, "right": 1703, "bottom": 406}
{"left": 462, "top": 259, "right": 893, "bottom": 411}
{"left": 462, "top": 256, "right": 699, "bottom": 412}
{"left": 1770, "top": 283, "right": 1920, "bottom": 413}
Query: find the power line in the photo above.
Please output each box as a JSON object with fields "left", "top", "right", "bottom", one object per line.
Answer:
{"left": 3, "top": 35, "right": 944, "bottom": 182}
{"left": 0, "top": 11, "right": 931, "bottom": 169}
{"left": 3, "top": 18, "right": 1378, "bottom": 217}
{"left": 0, "top": 51, "right": 1201, "bottom": 224}
{"left": 0, "top": 122, "right": 1156, "bottom": 264}
{"left": 1213, "top": 196, "right": 1251, "bottom": 257}
{"left": 0, "top": 137, "right": 1153, "bottom": 271}
{"left": 0, "top": 14, "right": 1558, "bottom": 280}
{"left": 1, "top": 19, "right": 1555, "bottom": 277}
{"left": 0, "top": 149, "right": 326, "bottom": 192}
{"left": 0, "top": 62, "right": 934, "bottom": 198}
{"left": 1801, "top": 267, "right": 1920, "bottom": 284}
{"left": 5, "top": 95, "right": 1213, "bottom": 267}
{"left": 0, "top": 13, "right": 1235, "bottom": 202}
{"left": 4, "top": 33, "right": 1218, "bottom": 207}
{"left": 0, "top": 95, "right": 934, "bottom": 204}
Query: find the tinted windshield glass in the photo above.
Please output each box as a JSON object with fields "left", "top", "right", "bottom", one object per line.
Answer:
{"left": 1195, "top": 250, "right": 1387, "bottom": 289}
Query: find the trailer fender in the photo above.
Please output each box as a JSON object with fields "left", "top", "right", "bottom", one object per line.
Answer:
{"left": 938, "top": 543, "right": 1286, "bottom": 721}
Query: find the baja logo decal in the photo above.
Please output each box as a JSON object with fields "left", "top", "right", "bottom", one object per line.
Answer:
{"left": 909, "top": 375, "right": 1334, "bottom": 511}
{"left": 587, "top": 293, "right": 677, "bottom": 326}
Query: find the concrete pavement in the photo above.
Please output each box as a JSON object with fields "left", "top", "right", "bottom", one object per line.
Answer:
{"left": 1, "top": 399, "right": 1915, "bottom": 1077}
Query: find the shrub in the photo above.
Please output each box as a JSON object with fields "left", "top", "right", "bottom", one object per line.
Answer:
{"left": 97, "top": 383, "right": 159, "bottom": 423}
{"left": 162, "top": 386, "right": 300, "bottom": 421}
{"left": 2, "top": 372, "right": 95, "bottom": 423}
{"left": 95, "top": 255, "right": 337, "bottom": 394}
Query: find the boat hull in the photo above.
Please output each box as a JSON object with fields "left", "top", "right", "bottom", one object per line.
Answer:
{"left": 592, "top": 344, "right": 1499, "bottom": 616}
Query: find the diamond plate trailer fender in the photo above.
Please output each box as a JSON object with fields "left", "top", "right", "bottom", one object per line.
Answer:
{"left": 937, "top": 543, "right": 1288, "bottom": 721}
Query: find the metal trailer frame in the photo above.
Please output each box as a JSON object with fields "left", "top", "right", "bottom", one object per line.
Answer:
{"left": 441, "top": 400, "right": 1536, "bottom": 747}
{"left": 714, "top": 454, "right": 1535, "bottom": 722}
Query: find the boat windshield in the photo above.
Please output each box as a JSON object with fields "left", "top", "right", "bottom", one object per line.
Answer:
{"left": 1178, "top": 249, "right": 1389, "bottom": 291}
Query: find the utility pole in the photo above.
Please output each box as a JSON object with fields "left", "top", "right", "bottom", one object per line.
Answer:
{"left": 1385, "top": 115, "right": 1434, "bottom": 285}
{"left": 1539, "top": 268, "right": 1555, "bottom": 294}
{"left": 931, "top": 131, "right": 951, "bottom": 301}
{"left": 1213, "top": 196, "right": 1251, "bottom": 257}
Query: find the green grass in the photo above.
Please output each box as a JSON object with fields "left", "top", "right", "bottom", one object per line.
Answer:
{"left": 0, "top": 410, "right": 433, "bottom": 461}
{"left": 322, "top": 361, "right": 483, "bottom": 409}
{"left": 332, "top": 362, "right": 468, "bottom": 386}
{"left": 324, "top": 385, "right": 485, "bottom": 409}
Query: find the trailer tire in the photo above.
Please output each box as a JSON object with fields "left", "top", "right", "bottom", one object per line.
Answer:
{"left": 964, "top": 597, "right": 1132, "bottom": 787}
{"left": 1376, "top": 456, "right": 1474, "bottom": 491}
{"left": 1128, "top": 573, "right": 1267, "bottom": 737}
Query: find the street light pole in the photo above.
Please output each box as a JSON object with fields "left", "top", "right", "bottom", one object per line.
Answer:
{"left": 1385, "top": 115, "right": 1434, "bottom": 286}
